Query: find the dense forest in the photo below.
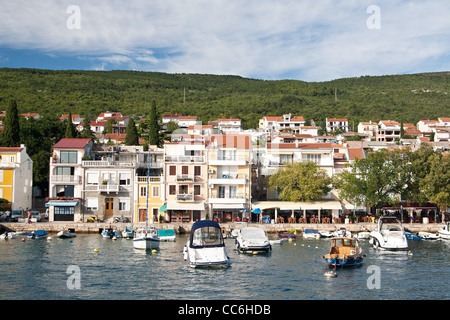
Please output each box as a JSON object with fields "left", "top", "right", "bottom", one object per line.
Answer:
{"left": 1, "top": 68, "right": 449, "bottom": 130}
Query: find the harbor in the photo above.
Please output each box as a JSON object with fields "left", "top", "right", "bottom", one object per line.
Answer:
{"left": 0, "top": 230, "right": 449, "bottom": 300}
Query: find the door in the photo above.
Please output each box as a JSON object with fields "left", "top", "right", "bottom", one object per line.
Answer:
{"left": 139, "top": 208, "right": 147, "bottom": 222}
{"left": 104, "top": 197, "right": 114, "bottom": 219}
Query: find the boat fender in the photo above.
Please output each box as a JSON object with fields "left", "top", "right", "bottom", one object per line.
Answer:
{"left": 350, "top": 249, "right": 356, "bottom": 255}
{"left": 94, "top": 248, "right": 99, "bottom": 253}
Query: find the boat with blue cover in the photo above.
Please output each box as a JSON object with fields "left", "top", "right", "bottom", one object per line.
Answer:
{"left": 27, "top": 230, "right": 48, "bottom": 239}
{"left": 183, "top": 220, "right": 231, "bottom": 268}
{"left": 157, "top": 228, "right": 176, "bottom": 241}
{"left": 323, "top": 237, "right": 365, "bottom": 268}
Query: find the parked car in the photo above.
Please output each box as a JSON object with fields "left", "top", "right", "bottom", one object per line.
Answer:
{"left": 11, "top": 209, "right": 24, "bottom": 222}
{"left": 30, "top": 211, "right": 41, "bottom": 222}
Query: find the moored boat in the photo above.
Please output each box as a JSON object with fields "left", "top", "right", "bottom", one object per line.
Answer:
{"left": 27, "top": 230, "right": 48, "bottom": 239}
{"left": 157, "top": 228, "right": 176, "bottom": 241}
{"left": 369, "top": 217, "right": 408, "bottom": 251}
{"left": 405, "top": 232, "right": 422, "bottom": 241}
{"left": 121, "top": 224, "right": 134, "bottom": 238}
{"left": 183, "top": 220, "right": 231, "bottom": 268}
{"left": 235, "top": 227, "right": 271, "bottom": 253}
{"left": 57, "top": 230, "right": 76, "bottom": 239}
{"left": 418, "top": 232, "right": 439, "bottom": 240}
{"left": 133, "top": 227, "right": 160, "bottom": 250}
{"left": 303, "top": 228, "right": 321, "bottom": 239}
{"left": 323, "top": 237, "right": 365, "bottom": 268}
{"left": 279, "top": 230, "right": 297, "bottom": 240}
{"left": 438, "top": 222, "right": 450, "bottom": 240}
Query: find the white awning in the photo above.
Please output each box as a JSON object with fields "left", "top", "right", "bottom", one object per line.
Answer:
{"left": 212, "top": 203, "right": 245, "bottom": 210}
{"left": 167, "top": 200, "right": 205, "bottom": 211}
{"left": 251, "top": 201, "right": 342, "bottom": 211}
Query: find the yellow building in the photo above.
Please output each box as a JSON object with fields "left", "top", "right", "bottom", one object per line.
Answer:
{"left": 133, "top": 146, "right": 165, "bottom": 223}
{"left": 0, "top": 145, "right": 33, "bottom": 211}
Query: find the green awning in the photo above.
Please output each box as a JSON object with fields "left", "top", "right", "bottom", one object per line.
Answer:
{"left": 159, "top": 204, "right": 167, "bottom": 212}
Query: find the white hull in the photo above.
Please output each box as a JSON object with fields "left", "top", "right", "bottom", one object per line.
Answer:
{"left": 438, "top": 231, "right": 450, "bottom": 240}
{"left": 133, "top": 236, "right": 160, "bottom": 250}
{"left": 370, "top": 217, "right": 408, "bottom": 251}
{"left": 184, "top": 244, "right": 230, "bottom": 268}
{"left": 57, "top": 231, "right": 76, "bottom": 238}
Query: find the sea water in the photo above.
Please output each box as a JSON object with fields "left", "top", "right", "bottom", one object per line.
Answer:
{"left": 0, "top": 234, "right": 448, "bottom": 300}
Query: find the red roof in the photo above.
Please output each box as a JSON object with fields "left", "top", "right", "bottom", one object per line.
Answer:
{"left": 52, "top": 138, "right": 92, "bottom": 149}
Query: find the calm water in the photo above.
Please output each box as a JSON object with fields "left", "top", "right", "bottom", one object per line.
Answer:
{"left": 0, "top": 233, "right": 449, "bottom": 300}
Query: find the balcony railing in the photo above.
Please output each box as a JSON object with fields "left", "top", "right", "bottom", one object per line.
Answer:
{"left": 98, "top": 184, "right": 119, "bottom": 193}
{"left": 165, "top": 155, "right": 205, "bottom": 163}
{"left": 50, "top": 175, "right": 81, "bottom": 184}
{"left": 136, "top": 176, "right": 162, "bottom": 183}
{"left": 176, "top": 193, "right": 195, "bottom": 202}
{"left": 82, "top": 160, "right": 135, "bottom": 167}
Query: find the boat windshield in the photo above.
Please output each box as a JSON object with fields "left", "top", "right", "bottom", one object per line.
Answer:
{"left": 191, "top": 227, "right": 224, "bottom": 248}
{"left": 240, "top": 228, "right": 267, "bottom": 240}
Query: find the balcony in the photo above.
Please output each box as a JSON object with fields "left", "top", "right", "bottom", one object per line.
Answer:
{"left": 209, "top": 174, "right": 247, "bottom": 185}
{"left": 208, "top": 154, "right": 248, "bottom": 166}
{"left": 82, "top": 160, "right": 135, "bottom": 167}
{"left": 209, "top": 193, "right": 247, "bottom": 204}
{"left": 98, "top": 184, "right": 119, "bottom": 193}
{"left": 176, "top": 174, "right": 195, "bottom": 182}
{"left": 165, "top": 155, "right": 205, "bottom": 163}
{"left": 50, "top": 175, "right": 81, "bottom": 184}
{"left": 136, "top": 176, "right": 163, "bottom": 183}
{"left": 176, "top": 193, "right": 195, "bottom": 202}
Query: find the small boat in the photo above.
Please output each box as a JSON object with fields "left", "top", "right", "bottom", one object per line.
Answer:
{"left": 0, "top": 232, "right": 17, "bottom": 239}
{"left": 405, "top": 232, "right": 422, "bottom": 241}
{"left": 57, "top": 230, "right": 76, "bottom": 239}
{"left": 323, "top": 237, "right": 365, "bottom": 268}
{"left": 438, "top": 222, "right": 450, "bottom": 240}
{"left": 319, "top": 230, "right": 333, "bottom": 238}
{"left": 157, "top": 228, "right": 176, "bottom": 241}
{"left": 332, "top": 228, "right": 352, "bottom": 238}
{"left": 279, "top": 230, "right": 297, "bottom": 240}
{"left": 121, "top": 224, "right": 134, "bottom": 238}
{"left": 183, "top": 220, "right": 231, "bottom": 268}
{"left": 354, "top": 231, "right": 370, "bottom": 239}
{"left": 133, "top": 227, "right": 160, "bottom": 250}
{"left": 102, "top": 227, "right": 120, "bottom": 239}
{"left": 369, "top": 217, "right": 408, "bottom": 251}
{"left": 303, "top": 229, "right": 321, "bottom": 239}
{"left": 269, "top": 239, "right": 284, "bottom": 245}
{"left": 418, "top": 232, "right": 439, "bottom": 240}
{"left": 27, "top": 230, "right": 48, "bottom": 239}
{"left": 235, "top": 227, "right": 272, "bottom": 253}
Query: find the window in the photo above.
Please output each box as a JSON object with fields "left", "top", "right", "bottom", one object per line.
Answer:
{"left": 86, "top": 172, "right": 99, "bottom": 185}
{"left": 102, "top": 172, "right": 116, "bottom": 184}
{"left": 55, "top": 167, "right": 75, "bottom": 176}
{"left": 306, "top": 154, "right": 321, "bottom": 164}
{"left": 194, "top": 185, "right": 201, "bottom": 195}
{"left": 194, "top": 166, "right": 201, "bottom": 176}
{"left": 119, "top": 198, "right": 130, "bottom": 211}
{"left": 182, "top": 166, "right": 189, "bottom": 175}
{"left": 140, "top": 186, "right": 147, "bottom": 197}
{"left": 60, "top": 151, "right": 78, "bottom": 164}
{"left": 169, "top": 166, "right": 176, "bottom": 176}
{"left": 169, "top": 185, "right": 176, "bottom": 195}
{"left": 119, "top": 172, "right": 130, "bottom": 185}
{"left": 152, "top": 186, "right": 160, "bottom": 197}
{"left": 86, "top": 198, "right": 98, "bottom": 211}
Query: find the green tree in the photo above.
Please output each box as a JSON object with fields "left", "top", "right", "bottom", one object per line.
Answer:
{"left": 105, "top": 118, "right": 114, "bottom": 134}
{"left": 334, "top": 150, "right": 398, "bottom": 213}
{"left": 124, "top": 117, "right": 139, "bottom": 145}
{"left": 81, "top": 119, "right": 94, "bottom": 138}
{"left": 268, "top": 161, "right": 332, "bottom": 202}
{"left": 64, "top": 112, "right": 77, "bottom": 138}
{"left": 420, "top": 153, "right": 450, "bottom": 220}
{"left": 148, "top": 100, "right": 162, "bottom": 147}
{"left": 1, "top": 99, "right": 21, "bottom": 147}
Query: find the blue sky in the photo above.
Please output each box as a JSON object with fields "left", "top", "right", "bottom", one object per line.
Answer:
{"left": 0, "top": 0, "right": 449, "bottom": 82}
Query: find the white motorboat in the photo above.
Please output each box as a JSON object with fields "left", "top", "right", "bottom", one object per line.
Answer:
{"left": 57, "top": 230, "right": 76, "bottom": 239}
{"left": 369, "top": 217, "right": 408, "bottom": 251}
{"left": 418, "top": 232, "right": 439, "bottom": 240}
{"left": 183, "top": 220, "right": 231, "bottom": 268}
{"left": 122, "top": 224, "right": 134, "bottom": 238}
{"left": 355, "top": 231, "right": 371, "bottom": 239}
{"left": 0, "top": 232, "right": 16, "bottom": 239}
{"left": 133, "top": 227, "right": 160, "bottom": 250}
{"left": 235, "top": 227, "right": 271, "bottom": 253}
{"left": 332, "top": 228, "right": 352, "bottom": 238}
{"left": 319, "top": 230, "right": 333, "bottom": 238}
{"left": 303, "top": 229, "right": 321, "bottom": 239}
{"left": 438, "top": 222, "right": 450, "bottom": 240}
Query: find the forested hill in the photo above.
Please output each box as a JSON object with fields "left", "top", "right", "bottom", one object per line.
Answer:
{"left": 1, "top": 68, "right": 449, "bottom": 129}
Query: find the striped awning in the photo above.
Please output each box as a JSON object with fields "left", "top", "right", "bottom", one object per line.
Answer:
{"left": 251, "top": 201, "right": 342, "bottom": 211}
{"left": 45, "top": 201, "right": 79, "bottom": 207}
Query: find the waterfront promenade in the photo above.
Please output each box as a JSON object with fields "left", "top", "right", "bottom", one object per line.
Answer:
{"left": 1, "top": 220, "right": 444, "bottom": 235}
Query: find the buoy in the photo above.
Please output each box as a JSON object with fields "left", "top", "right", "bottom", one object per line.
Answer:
{"left": 294, "top": 243, "right": 297, "bottom": 246}
{"left": 22, "top": 237, "right": 25, "bottom": 242}
{"left": 324, "top": 270, "right": 337, "bottom": 278}
{"left": 408, "top": 250, "right": 413, "bottom": 256}
{"left": 69, "top": 240, "right": 72, "bottom": 243}
{"left": 94, "top": 248, "right": 99, "bottom": 253}
{"left": 151, "top": 249, "right": 157, "bottom": 254}
{"left": 288, "top": 238, "right": 293, "bottom": 242}
{"left": 47, "top": 236, "right": 52, "bottom": 241}
{"left": 253, "top": 251, "right": 258, "bottom": 255}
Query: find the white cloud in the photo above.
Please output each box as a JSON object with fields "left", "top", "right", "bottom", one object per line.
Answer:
{"left": 0, "top": 0, "right": 449, "bottom": 81}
